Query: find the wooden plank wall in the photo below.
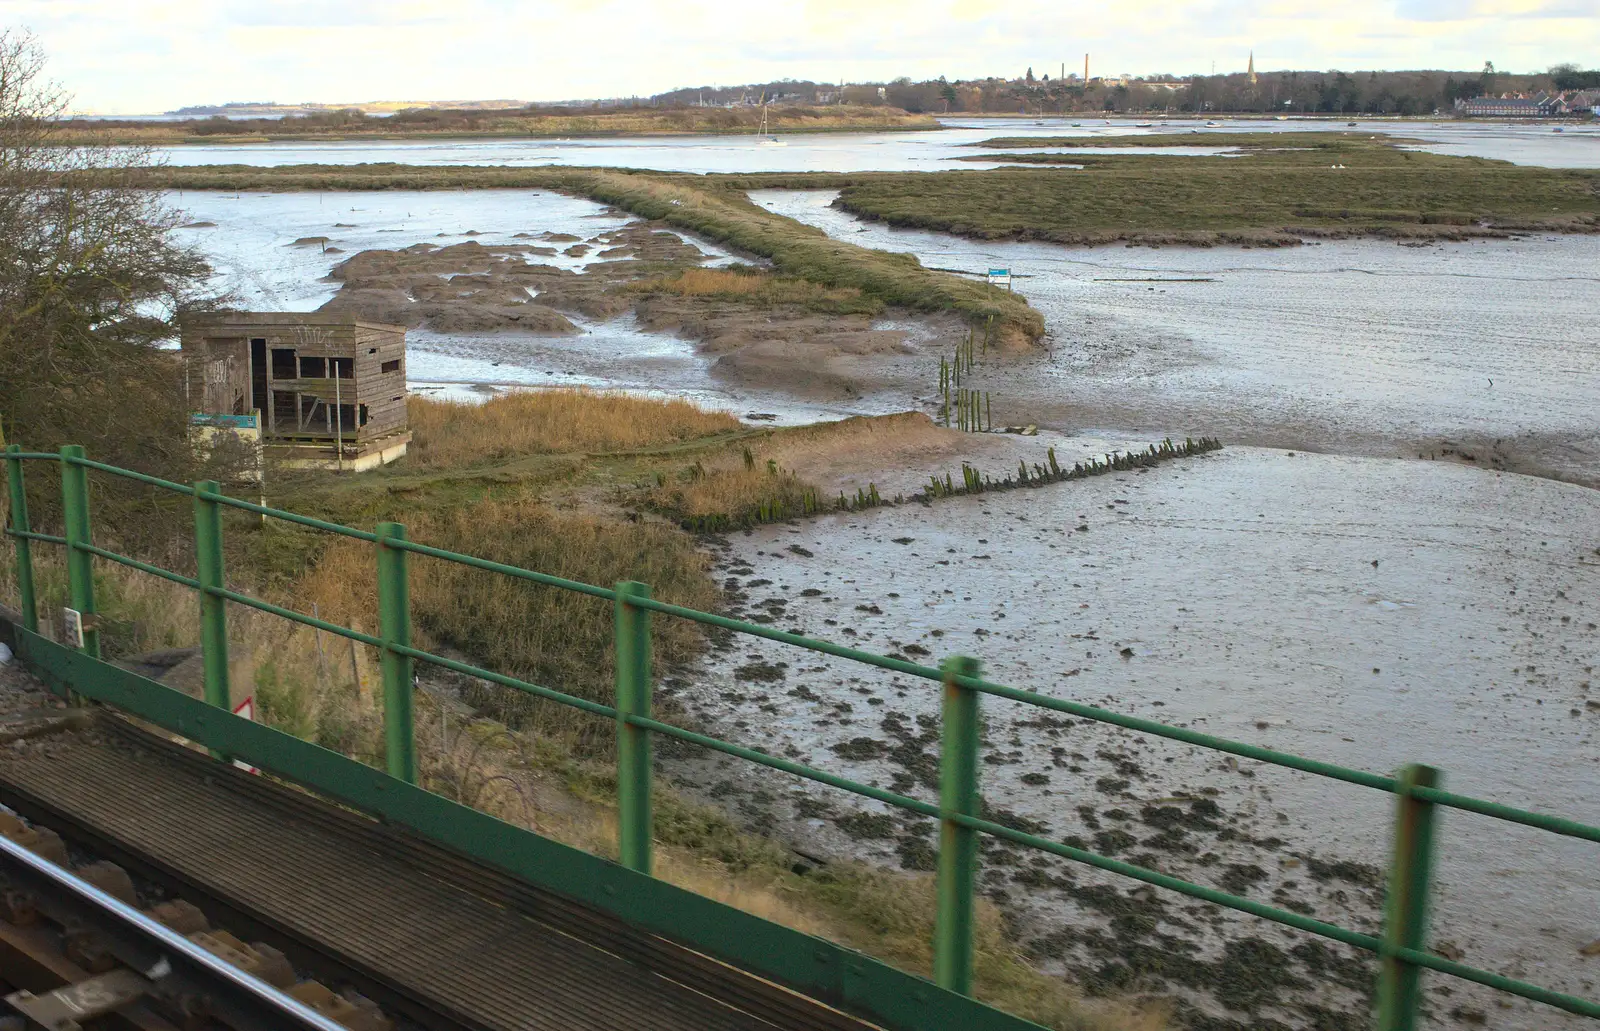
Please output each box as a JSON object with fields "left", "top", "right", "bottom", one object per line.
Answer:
{"left": 183, "top": 319, "right": 408, "bottom": 444}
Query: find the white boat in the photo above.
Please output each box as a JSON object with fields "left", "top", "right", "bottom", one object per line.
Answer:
{"left": 1205, "top": 120, "right": 1222, "bottom": 127}
{"left": 1134, "top": 121, "right": 1154, "bottom": 128}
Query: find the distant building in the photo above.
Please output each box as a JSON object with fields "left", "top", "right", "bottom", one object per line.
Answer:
{"left": 1455, "top": 93, "right": 1565, "bottom": 117}
{"left": 182, "top": 313, "right": 411, "bottom": 471}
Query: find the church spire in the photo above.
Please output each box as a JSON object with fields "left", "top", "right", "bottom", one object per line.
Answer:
{"left": 1248, "top": 51, "right": 1257, "bottom": 86}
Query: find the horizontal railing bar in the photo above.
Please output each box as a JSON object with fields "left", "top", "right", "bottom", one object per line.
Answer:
{"left": 205, "top": 586, "right": 384, "bottom": 647}
{"left": 631, "top": 596, "right": 943, "bottom": 679}
{"left": 80, "top": 544, "right": 201, "bottom": 589}
{"left": 392, "top": 644, "right": 619, "bottom": 719}
{"left": 952, "top": 807, "right": 1382, "bottom": 950}
{"left": 1412, "top": 786, "right": 1600, "bottom": 844}
{"left": 620, "top": 709, "right": 1600, "bottom": 1015}
{"left": 389, "top": 538, "right": 616, "bottom": 601}
{"left": 4, "top": 452, "right": 58, "bottom": 461}
{"left": 4, "top": 528, "right": 67, "bottom": 546}
{"left": 958, "top": 674, "right": 1399, "bottom": 792}
{"left": 193, "top": 487, "right": 380, "bottom": 543}
{"left": 70, "top": 457, "right": 195, "bottom": 495}
{"left": 624, "top": 712, "right": 942, "bottom": 817}
{"left": 1392, "top": 943, "right": 1600, "bottom": 1018}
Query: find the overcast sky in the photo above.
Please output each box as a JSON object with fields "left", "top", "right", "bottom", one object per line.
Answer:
{"left": 4, "top": 0, "right": 1594, "bottom": 114}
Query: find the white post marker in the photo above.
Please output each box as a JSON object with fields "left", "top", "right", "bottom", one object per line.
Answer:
{"left": 231, "top": 696, "right": 260, "bottom": 775}
{"left": 61, "top": 608, "right": 85, "bottom": 649}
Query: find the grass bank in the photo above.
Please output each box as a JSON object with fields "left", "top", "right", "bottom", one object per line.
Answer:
{"left": 142, "top": 164, "right": 1045, "bottom": 343}
{"left": 60, "top": 105, "right": 938, "bottom": 145}
{"left": 0, "top": 389, "right": 1165, "bottom": 1031}
{"left": 624, "top": 265, "right": 882, "bottom": 316}
{"left": 828, "top": 132, "right": 1600, "bottom": 245}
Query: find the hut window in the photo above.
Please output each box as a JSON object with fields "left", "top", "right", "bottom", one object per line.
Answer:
{"left": 358, "top": 404, "right": 370, "bottom": 426}
{"left": 381, "top": 359, "right": 401, "bottom": 374}
{"left": 332, "top": 357, "right": 353, "bottom": 379}
{"left": 271, "top": 348, "right": 297, "bottom": 378}
{"left": 299, "top": 356, "right": 326, "bottom": 378}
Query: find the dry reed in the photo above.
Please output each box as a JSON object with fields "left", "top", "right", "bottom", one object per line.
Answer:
{"left": 629, "top": 267, "right": 875, "bottom": 313}
{"left": 407, "top": 389, "right": 742, "bottom": 469}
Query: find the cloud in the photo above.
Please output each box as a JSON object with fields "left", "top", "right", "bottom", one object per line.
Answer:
{"left": 2, "top": 0, "right": 1591, "bottom": 113}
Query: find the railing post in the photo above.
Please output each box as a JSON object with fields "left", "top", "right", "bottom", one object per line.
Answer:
{"left": 192, "top": 481, "right": 232, "bottom": 716}
{"left": 935, "top": 654, "right": 982, "bottom": 995}
{"left": 5, "top": 446, "right": 38, "bottom": 632}
{"left": 59, "top": 445, "right": 99, "bottom": 659}
{"left": 1375, "top": 763, "right": 1441, "bottom": 1031}
{"left": 375, "top": 522, "right": 416, "bottom": 784}
{"left": 614, "top": 580, "right": 654, "bottom": 874}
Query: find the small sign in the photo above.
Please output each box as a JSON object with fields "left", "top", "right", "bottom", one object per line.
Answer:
{"left": 231, "top": 696, "right": 260, "bottom": 775}
{"left": 189, "top": 412, "right": 260, "bottom": 429}
{"left": 987, "top": 268, "right": 1012, "bottom": 289}
{"left": 61, "top": 608, "right": 85, "bottom": 649}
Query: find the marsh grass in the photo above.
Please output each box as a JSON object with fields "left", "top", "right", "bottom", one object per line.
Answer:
{"left": 393, "top": 501, "right": 715, "bottom": 738}
{"left": 835, "top": 133, "right": 1600, "bottom": 244}
{"left": 407, "top": 389, "right": 743, "bottom": 468}
{"left": 625, "top": 265, "right": 880, "bottom": 315}
{"left": 650, "top": 460, "right": 826, "bottom": 531}
{"left": 966, "top": 131, "right": 1424, "bottom": 150}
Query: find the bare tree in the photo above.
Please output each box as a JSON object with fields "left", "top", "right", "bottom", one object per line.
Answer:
{"left": 0, "top": 28, "right": 216, "bottom": 470}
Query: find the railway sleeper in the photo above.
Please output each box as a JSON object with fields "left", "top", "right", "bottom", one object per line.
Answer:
{"left": 0, "top": 810, "right": 393, "bottom": 1031}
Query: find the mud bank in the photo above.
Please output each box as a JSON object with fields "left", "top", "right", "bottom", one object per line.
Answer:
{"left": 314, "top": 217, "right": 968, "bottom": 406}
{"left": 752, "top": 190, "right": 1600, "bottom": 488}
{"left": 666, "top": 447, "right": 1598, "bottom": 1030}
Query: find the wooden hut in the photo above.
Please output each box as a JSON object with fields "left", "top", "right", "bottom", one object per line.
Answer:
{"left": 181, "top": 313, "right": 410, "bottom": 471}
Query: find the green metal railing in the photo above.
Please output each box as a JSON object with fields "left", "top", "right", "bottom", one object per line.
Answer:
{"left": 5, "top": 443, "right": 1598, "bottom": 1030}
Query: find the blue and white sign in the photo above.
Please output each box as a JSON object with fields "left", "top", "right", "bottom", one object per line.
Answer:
{"left": 987, "top": 268, "right": 1012, "bottom": 288}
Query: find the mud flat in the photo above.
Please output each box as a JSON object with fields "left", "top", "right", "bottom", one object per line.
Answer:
{"left": 753, "top": 189, "right": 1600, "bottom": 488}
{"left": 667, "top": 446, "right": 1599, "bottom": 1030}
{"left": 173, "top": 188, "right": 968, "bottom": 415}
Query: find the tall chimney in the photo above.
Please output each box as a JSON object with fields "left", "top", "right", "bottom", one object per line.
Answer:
{"left": 1084, "top": 54, "right": 1090, "bottom": 82}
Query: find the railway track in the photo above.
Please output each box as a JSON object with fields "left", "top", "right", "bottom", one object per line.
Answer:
{"left": 0, "top": 706, "right": 879, "bottom": 1031}
{"left": 0, "top": 819, "right": 380, "bottom": 1030}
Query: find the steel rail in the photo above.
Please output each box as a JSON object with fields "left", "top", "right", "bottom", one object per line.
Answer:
{"left": 0, "top": 834, "right": 350, "bottom": 1031}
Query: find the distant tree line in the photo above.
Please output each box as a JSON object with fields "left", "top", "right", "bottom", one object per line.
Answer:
{"left": 652, "top": 66, "right": 1598, "bottom": 117}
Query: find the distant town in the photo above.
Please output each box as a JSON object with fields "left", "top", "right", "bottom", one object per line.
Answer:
{"left": 161, "top": 62, "right": 1600, "bottom": 120}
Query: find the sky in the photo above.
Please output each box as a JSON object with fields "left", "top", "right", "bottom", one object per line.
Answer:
{"left": 3, "top": 0, "right": 1594, "bottom": 114}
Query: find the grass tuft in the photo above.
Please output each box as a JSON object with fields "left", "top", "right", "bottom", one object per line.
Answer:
{"left": 407, "top": 389, "right": 743, "bottom": 468}
{"left": 626, "top": 265, "right": 880, "bottom": 314}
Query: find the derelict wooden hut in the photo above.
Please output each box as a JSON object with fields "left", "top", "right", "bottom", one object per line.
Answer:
{"left": 181, "top": 312, "right": 411, "bottom": 470}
